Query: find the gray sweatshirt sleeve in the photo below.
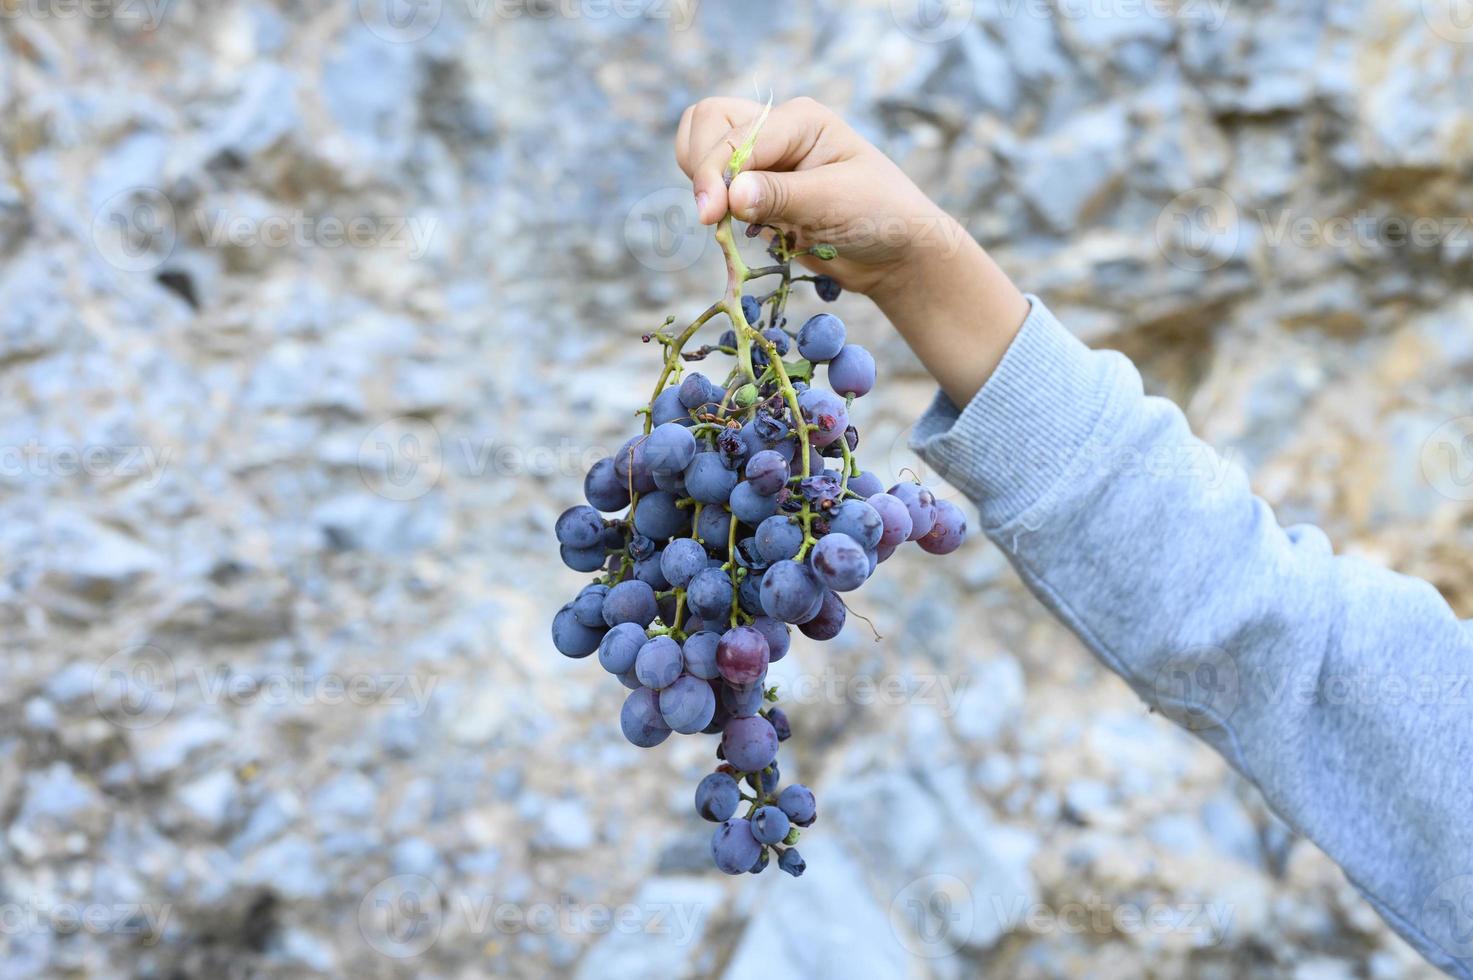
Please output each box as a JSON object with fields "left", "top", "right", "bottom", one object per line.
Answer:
{"left": 911, "top": 296, "right": 1473, "bottom": 978}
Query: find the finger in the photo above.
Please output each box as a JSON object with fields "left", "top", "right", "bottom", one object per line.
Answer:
{"left": 685, "top": 99, "right": 763, "bottom": 223}
{"left": 727, "top": 167, "right": 842, "bottom": 232}
{"left": 676, "top": 97, "right": 759, "bottom": 177}
{"left": 690, "top": 98, "right": 839, "bottom": 225}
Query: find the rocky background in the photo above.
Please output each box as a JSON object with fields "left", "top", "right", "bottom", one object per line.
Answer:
{"left": 1, "top": 0, "right": 1471, "bottom": 977}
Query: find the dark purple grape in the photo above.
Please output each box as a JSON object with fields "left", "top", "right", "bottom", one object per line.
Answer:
{"left": 646, "top": 421, "right": 697, "bottom": 475}
{"left": 751, "top": 615, "right": 791, "bottom": 662}
{"left": 767, "top": 706, "right": 791, "bottom": 740}
{"left": 762, "top": 328, "right": 789, "bottom": 356}
{"left": 744, "top": 450, "right": 790, "bottom": 496}
{"left": 633, "top": 552, "right": 669, "bottom": 590}
{"left": 585, "top": 457, "right": 631, "bottom": 512}
{"left": 686, "top": 567, "right": 733, "bottom": 621}
{"left": 729, "top": 482, "right": 778, "bottom": 524}
{"left": 635, "top": 636, "right": 683, "bottom": 689}
{"left": 778, "top": 848, "right": 806, "bottom": 877}
{"left": 620, "top": 688, "right": 670, "bottom": 748}
{"left": 628, "top": 532, "right": 656, "bottom": 559}
{"left": 888, "top": 482, "right": 938, "bottom": 541}
{"left": 652, "top": 387, "right": 688, "bottom": 426}
{"left": 827, "top": 499, "right": 884, "bottom": 551}
{"left": 720, "top": 678, "right": 766, "bottom": 717}
{"left": 751, "top": 805, "right": 790, "bottom": 845}
{"left": 682, "top": 631, "right": 722, "bottom": 680}
{"left": 796, "top": 313, "right": 846, "bottom": 362}
{"left": 716, "top": 428, "right": 748, "bottom": 469}
{"left": 777, "top": 784, "right": 816, "bottom": 826}
{"left": 737, "top": 571, "right": 764, "bottom": 616}
{"left": 797, "top": 470, "right": 844, "bottom": 506}
{"left": 613, "top": 436, "right": 657, "bottom": 494}
{"left": 659, "top": 538, "right": 706, "bottom": 588}
{"left": 717, "top": 626, "right": 770, "bottom": 685}
{"left": 711, "top": 818, "right": 761, "bottom": 875}
{"left": 797, "top": 388, "right": 848, "bottom": 448}
{"left": 696, "top": 505, "right": 732, "bottom": 549}
{"left": 760, "top": 559, "right": 822, "bottom": 623}
{"left": 685, "top": 452, "right": 737, "bottom": 504}
{"left": 552, "top": 605, "right": 603, "bottom": 658}
{"left": 602, "top": 580, "right": 658, "bottom": 627}
{"left": 571, "top": 584, "right": 608, "bottom": 628}
{"left": 734, "top": 537, "right": 770, "bottom": 572}
{"left": 678, "top": 372, "right": 721, "bottom": 410}
{"left": 660, "top": 674, "right": 716, "bottom": 733}
{"left": 617, "top": 667, "right": 641, "bottom": 690}
{"left": 598, "top": 622, "right": 645, "bottom": 675}
{"left": 718, "top": 328, "right": 737, "bottom": 348}
{"left": 755, "top": 516, "right": 803, "bottom": 563}
{"left": 814, "top": 274, "right": 841, "bottom": 302}
{"left": 695, "top": 772, "right": 740, "bottom": 822}
{"left": 740, "top": 294, "right": 763, "bottom": 327}
{"left": 560, "top": 544, "right": 606, "bottom": 573}
{"left": 867, "top": 492, "right": 913, "bottom": 548}
{"left": 748, "top": 848, "right": 770, "bottom": 874}
{"left": 722, "top": 715, "right": 779, "bottom": 771}
{"left": 754, "top": 406, "right": 790, "bottom": 443}
{"left": 847, "top": 470, "right": 885, "bottom": 498}
{"left": 633, "top": 490, "right": 690, "bottom": 541}
{"left": 827, "top": 344, "right": 876, "bottom": 397}
{"left": 918, "top": 499, "right": 967, "bottom": 555}
{"left": 555, "top": 505, "right": 603, "bottom": 549}
{"left": 798, "top": 590, "right": 846, "bottom": 640}
{"left": 811, "top": 533, "right": 869, "bottom": 592}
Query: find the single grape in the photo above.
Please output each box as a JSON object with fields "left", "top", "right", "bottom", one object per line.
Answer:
{"left": 734, "top": 536, "right": 770, "bottom": 572}
{"left": 751, "top": 615, "right": 791, "bottom": 662}
{"left": 617, "top": 667, "right": 642, "bottom": 691}
{"left": 602, "top": 580, "right": 658, "bottom": 628}
{"left": 715, "top": 428, "right": 748, "bottom": 469}
{"left": 778, "top": 848, "right": 806, "bottom": 877}
{"left": 716, "top": 625, "right": 770, "bottom": 685}
{"left": 659, "top": 537, "right": 707, "bottom": 588}
{"left": 758, "top": 762, "right": 780, "bottom": 795}
{"left": 740, "top": 294, "right": 762, "bottom": 327}
{"left": 598, "top": 622, "right": 646, "bottom": 675}
{"left": 620, "top": 687, "right": 671, "bottom": 748}
{"left": 711, "top": 818, "right": 762, "bottom": 875}
{"left": 751, "top": 806, "right": 791, "bottom": 845}
{"left": 652, "top": 465, "right": 687, "bottom": 496}
{"left": 737, "top": 571, "right": 764, "bottom": 616}
{"left": 760, "top": 559, "right": 823, "bottom": 623}
{"left": 560, "top": 544, "right": 606, "bottom": 573}
{"left": 660, "top": 674, "right": 717, "bottom": 733}
{"left": 635, "top": 636, "right": 683, "bottom": 689}
{"left": 571, "top": 584, "right": 608, "bottom": 627}
{"left": 767, "top": 706, "right": 791, "bottom": 740}
{"left": 646, "top": 421, "right": 697, "bottom": 475}
{"left": 847, "top": 469, "right": 885, "bottom": 499}
{"left": 682, "top": 631, "right": 722, "bottom": 679}
{"left": 551, "top": 605, "right": 603, "bottom": 658}
{"left": 744, "top": 450, "right": 790, "bottom": 495}
{"left": 695, "top": 772, "right": 741, "bottom": 822}
{"left": 695, "top": 505, "right": 732, "bottom": 550}
{"left": 652, "top": 387, "right": 688, "bottom": 426}
{"left": 762, "top": 328, "right": 790, "bottom": 356}
{"left": 720, "top": 678, "right": 767, "bottom": 717}
{"left": 796, "top": 312, "right": 846, "bottom": 362}
{"left": 627, "top": 531, "right": 656, "bottom": 559}
{"left": 685, "top": 452, "right": 738, "bottom": 504}
{"left": 777, "top": 784, "right": 817, "bottom": 826}
{"left": 867, "top": 492, "right": 914, "bottom": 548}
{"left": 722, "top": 715, "right": 779, "bottom": 772}
{"left": 876, "top": 542, "right": 896, "bottom": 562}
{"left": 748, "top": 847, "right": 770, "bottom": 874}
{"left": 811, "top": 533, "right": 869, "bottom": 592}
{"left": 633, "top": 552, "right": 669, "bottom": 589}
{"left": 798, "top": 590, "right": 846, "bottom": 641}
{"left": 718, "top": 328, "right": 737, "bottom": 348}
{"left": 918, "top": 499, "right": 967, "bottom": 555}
{"left": 755, "top": 516, "right": 804, "bottom": 563}
{"left": 584, "top": 457, "right": 631, "bottom": 512}
{"left": 678, "top": 372, "right": 721, "bottom": 409}
{"left": 797, "top": 388, "right": 849, "bottom": 448}
{"left": 554, "top": 505, "right": 603, "bottom": 549}
{"left": 813, "top": 274, "right": 841, "bottom": 302}
{"left": 729, "top": 481, "right": 778, "bottom": 524}
{"left": 827, "top": 499, "right": 884, "bottom": 551}
{"left": 888, "top": 482, "right": 938, "bottom": 541}
{"left": 613, "top": 436, "right": 657, "bottom": 494}
{"left": 633, "top": 490, "right": 690, "bottom": 541}
{"left": 827, "top": 344, "right": 876, "bottom": 397}
{"left": 686, "top": 567, "right": 733, "bottom": 621}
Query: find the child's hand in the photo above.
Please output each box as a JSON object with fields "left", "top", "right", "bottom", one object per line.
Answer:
{"left": 676, "top": 96, "right": 1030, "bottom": 407}
{"left": 675, "top": 96, "right": 950, "bottom": 300}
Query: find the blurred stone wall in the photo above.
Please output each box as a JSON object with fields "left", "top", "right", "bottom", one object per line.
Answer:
{"left": 0, "top": 0, "right": 1469, "bottom": 977}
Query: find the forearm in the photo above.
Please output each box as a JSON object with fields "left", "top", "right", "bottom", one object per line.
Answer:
{"left": 869, "top": 221, "right": 1029, "bottom": 409}
{"left": 912, "top": 299, "right": 1473, "bottom": 978}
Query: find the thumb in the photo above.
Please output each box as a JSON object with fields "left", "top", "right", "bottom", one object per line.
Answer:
{"left": 728, "top": 170, "right": 807, "bottom": 227}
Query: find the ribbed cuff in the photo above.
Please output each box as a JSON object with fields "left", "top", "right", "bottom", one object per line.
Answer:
{"left": 909, "top": 295, "right": 1125, "bottom": 531}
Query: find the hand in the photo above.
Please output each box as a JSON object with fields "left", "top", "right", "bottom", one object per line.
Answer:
{"left": 675, "top": 96, "right": 1030, "bottom": 407}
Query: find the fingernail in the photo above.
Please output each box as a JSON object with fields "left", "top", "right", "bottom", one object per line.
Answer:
{"left": 695, "top": 191, "right": 709, "bottom": 219}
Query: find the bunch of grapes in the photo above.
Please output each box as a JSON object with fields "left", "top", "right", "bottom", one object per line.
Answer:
{"left": 550, "top": 116, "right": 964, "bottom": 877}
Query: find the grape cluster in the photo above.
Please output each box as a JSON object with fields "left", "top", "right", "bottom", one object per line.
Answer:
{"left": 551, "top": 123, "right": 964, "bottom": 877}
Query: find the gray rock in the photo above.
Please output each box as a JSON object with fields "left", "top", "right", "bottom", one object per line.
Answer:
{"left": 574, "top": 877, "right": 722, "bottom": 980}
